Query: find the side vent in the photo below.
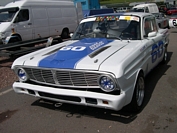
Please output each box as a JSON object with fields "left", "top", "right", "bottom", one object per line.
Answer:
{"left": 89, "top": 46, "right": 110, "bottom": 58}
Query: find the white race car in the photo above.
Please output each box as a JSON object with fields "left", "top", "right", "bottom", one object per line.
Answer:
{"left": 12, "top": 12, "right": 169, "bottom": 112}
{"left": 169, "top": 13, "right": 177, "bottom": 28}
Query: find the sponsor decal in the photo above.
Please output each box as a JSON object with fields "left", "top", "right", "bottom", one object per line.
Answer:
{"left": 119, "top": 16, "right": 140, "bottom": 22}
{"left": 95, "top": 16, "right": 119, "bottom": 21}
{"left": 38, "top": 38, "right": 113, "bottom": 69}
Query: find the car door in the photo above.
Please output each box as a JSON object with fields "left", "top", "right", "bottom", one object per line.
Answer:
{"left": 143, "top": 16, "right": 164, "bottom": 71}
{"left": 13, "top": 8, "right": 33, "bottom": 41}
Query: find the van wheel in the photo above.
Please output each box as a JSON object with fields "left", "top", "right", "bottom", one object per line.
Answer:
{"left": 128, "top": 72, "right": 145, "bottom": 112}
{"left": 7, "top": 35, "right": 22, "bottom": 51}
{"left": 61, "top": 29, "right": 69, "bottom": 39}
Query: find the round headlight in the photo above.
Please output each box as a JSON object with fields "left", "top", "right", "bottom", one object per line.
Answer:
{"left": 98, "top": 75, "right": 116, "bottom": 92}
{"left": 17, "top": 68, "right": 28, "bottom": 82}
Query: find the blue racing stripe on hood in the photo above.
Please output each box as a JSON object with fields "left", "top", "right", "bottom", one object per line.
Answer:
{"left": 38, "top": 38, "right": 113, "bottom": 69}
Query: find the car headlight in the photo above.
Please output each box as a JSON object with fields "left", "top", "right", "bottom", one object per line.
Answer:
{"left": 0, "top": 32, "right": 5, "bottom": 39}
{"left": 17, "top": 68, "right": 28, "bottom": 82}
{"left": 98, "top": 75, "right": 116, "bottom": 92}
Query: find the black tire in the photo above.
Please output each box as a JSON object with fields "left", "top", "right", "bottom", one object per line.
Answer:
{"left": 7, "top": 35, "right": 22, "bottom": 51}
{"left": 161, "top": 46, "right": 168, "bottom": 64}
{"left": 61, "top": 29, "right": 69, "bottom": 39}
{"left": 158, "top": 23, "right": 161, "bottom": 28}
{"left": 128, "top": 72, "right": 145, "bottom": 112}
{"left": 167, "top": 25, "right": 170, "bottom": 29}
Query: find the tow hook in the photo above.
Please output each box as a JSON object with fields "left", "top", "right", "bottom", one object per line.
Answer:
{"left": 54, "top": 102, "right": 63, "bottom": 108}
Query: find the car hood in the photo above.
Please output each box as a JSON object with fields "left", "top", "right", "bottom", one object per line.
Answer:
{"left": 15, "top": 38, "right": 137, "bottom": 70}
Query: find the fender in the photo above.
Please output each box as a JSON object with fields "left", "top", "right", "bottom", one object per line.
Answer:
{"left": 4, "top": 33, "right": 22, "bottom": 44}
{"left": 129, "top": 69, "right": 144, "bottom": 103}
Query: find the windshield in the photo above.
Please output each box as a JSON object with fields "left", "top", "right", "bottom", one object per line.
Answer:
{"left": 132, "top": 8, "right": 145, "bottom": 12}
{"left": 72, "top": 15, "right": 141, "bottom": 40}
{"left": 0, "top": 7, "right": 19, "bottom": 22}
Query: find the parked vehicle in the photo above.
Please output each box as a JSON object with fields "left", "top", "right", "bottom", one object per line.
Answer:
{"left": 132, "top": 3, "right": 159, "bottom": 13}
{"left": 12, "top": 12, "right": 169, "bottom": 112}
{"left": 159, "top": 5, "right": 168, "bottom": 13}
{"left": 0, "top": 0, "right": 82, "bottom": 44}
{"left": 159, "top": 4, "right": 175, "bottom": 14}
{"left": 153, "top": 12, "right": 169, "bottom": 29}
{"left": 169, "top": 13, "right": 177, "bottom": 28}
{"left": 116, "top": 7, "right": 131, "bottom": 13}
{"left": 166, "top": 7, "right": 177, "bottom": 15}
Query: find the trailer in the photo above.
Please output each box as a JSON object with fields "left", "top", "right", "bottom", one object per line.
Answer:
{"left": 0, "top": 36, "right": 62, "bottom": 58}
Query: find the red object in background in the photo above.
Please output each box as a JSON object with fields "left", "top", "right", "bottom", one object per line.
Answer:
{"left": 167, "top": 7, "right": 177, "bottom": 15}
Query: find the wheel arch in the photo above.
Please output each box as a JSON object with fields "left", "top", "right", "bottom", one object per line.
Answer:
{"left": 61, "top": 27, "right": 69, "bottom": 39}
{"left": 11, "top": 33, "right": 22, "bottom": 41}
{"left": 123, "top": 68, "right": 144, "bottom": 107}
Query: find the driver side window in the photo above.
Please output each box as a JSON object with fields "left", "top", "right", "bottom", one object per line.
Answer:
{"left": 14, "top": 9, "right": 29, "bottom": 23}
{"left": 144, "top": 17, "right": 157, "bottom": 37}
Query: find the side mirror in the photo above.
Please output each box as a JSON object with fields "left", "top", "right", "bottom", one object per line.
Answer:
{"left": 148, "top": 31, "right": 157, "bottom": 37}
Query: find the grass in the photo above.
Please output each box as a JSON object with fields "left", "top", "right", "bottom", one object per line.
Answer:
{"left": 100, "top": 0, "right": 153, "bottom": 5}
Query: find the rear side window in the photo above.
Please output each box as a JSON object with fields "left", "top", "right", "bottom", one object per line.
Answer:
{"left": 15, "top": 9, "right": 29, "bottom": 22}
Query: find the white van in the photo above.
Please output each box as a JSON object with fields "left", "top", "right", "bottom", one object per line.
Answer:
{"left": 132, "top": 3, "right": 159, "bottom": 14}
{"left": 0, "top": 0, "right": 82, "bottom": 44}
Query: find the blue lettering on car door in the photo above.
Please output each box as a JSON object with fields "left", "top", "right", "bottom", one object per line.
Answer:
{"left": 151, "top": 41, "right": 164, "bottom": 63}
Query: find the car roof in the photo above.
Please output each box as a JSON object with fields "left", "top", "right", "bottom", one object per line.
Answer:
{"left": 87, "top": 12, "right": 152, "bottom": 18}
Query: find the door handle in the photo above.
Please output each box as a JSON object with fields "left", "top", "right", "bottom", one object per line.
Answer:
{"left": 28, "top": 23, "right": 32, "bottom": 25}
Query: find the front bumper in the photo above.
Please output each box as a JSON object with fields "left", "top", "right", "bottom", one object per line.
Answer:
{"left": 13, "top": 82, "right": 126, "bottom": 111}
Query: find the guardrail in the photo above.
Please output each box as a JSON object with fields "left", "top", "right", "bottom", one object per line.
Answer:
{"left": 0, "top": 36, "right": 63, "bottom": 58}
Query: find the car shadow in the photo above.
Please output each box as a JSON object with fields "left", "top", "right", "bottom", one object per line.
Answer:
{"left": 31, "top": 51, "right": 172, "bottom": 123}
{"left": 31, "top": 99, "right": 137, "bottom": 123}
{"left": 141, "top": 51, "right": 172, "bottom": 111}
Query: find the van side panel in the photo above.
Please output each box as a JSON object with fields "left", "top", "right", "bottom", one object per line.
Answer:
{"left": 61, "top": 7, "right": 77, "bottom": 31}
{"left": 31, "top": 7, "right": 49, "bottom": 38}
{"left": 47, "top": 8, "right": 62, "bottom": 36}
{"left": 47, "top": 6, "right": 77, "bottom": 36}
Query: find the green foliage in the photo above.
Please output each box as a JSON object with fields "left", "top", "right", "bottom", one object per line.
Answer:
{"left": 100, "top": 0, "right": 152, "bottom": 5}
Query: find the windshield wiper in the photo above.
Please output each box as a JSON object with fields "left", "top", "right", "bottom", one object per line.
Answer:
{"left": 107, "top": 33, "right": 122, "bottom": 41}
{"left": 76, "top": 31, "right": 84, "bottom": 35}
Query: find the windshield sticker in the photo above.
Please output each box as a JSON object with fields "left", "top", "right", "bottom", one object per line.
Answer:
{"left": 119, "top": 16, "right": 139, "bottom": 22}
{"left": 96, "top": 16, "right": 119, "bottom": 21}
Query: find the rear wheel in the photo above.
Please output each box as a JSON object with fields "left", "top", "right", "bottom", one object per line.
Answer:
{"left": 161, "top": 46, "right": 168, "bottom": 64}
{"left": 128, "top": 72, "right": 145, "bottom": 112}
{"left": 61, "top": 29, "right": 69, "bottom": 39}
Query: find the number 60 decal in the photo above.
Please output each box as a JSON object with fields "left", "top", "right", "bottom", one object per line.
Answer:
{"left": 151, "top": 41, "right": 164, "bottom": 63}
{"left": 60, "top": 46, "right": 86, "bottom": 51}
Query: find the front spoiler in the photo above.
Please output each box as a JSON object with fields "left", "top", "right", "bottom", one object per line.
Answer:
{"left": 13, "top": 82, "right": 126, "bottom": 111}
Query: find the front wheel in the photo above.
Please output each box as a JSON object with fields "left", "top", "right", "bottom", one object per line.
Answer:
{"left": 128, "top": 72, "right": 145, "bottom": 112}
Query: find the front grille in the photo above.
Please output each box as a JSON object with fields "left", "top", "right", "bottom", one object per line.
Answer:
{"left": 24, "top": 68, "right": 101, "bottom": 88}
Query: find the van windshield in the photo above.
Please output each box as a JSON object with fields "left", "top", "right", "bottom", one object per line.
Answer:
{"left": 0, "top": 7, "right": 19, "bottom": 22}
